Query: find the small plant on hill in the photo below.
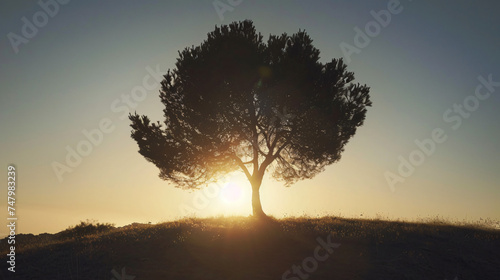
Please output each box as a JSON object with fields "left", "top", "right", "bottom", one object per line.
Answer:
{"left": 58, "top": 220, "right": 115, "bottom": 240}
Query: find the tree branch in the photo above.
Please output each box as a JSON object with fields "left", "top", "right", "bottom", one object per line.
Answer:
{"left": 272, "top": 140, "right": 290, "bottom": 161}
{"left": 232, "top": 154, "right": 252, "bottom": 182}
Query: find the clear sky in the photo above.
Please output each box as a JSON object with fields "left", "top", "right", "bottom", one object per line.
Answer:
{"left": 1, "top": 0, "right": 499, "bottom": 236}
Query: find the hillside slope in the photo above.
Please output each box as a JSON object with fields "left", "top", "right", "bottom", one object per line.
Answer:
{"left": 1, "top": 217, "right": 499, "bottom": 279}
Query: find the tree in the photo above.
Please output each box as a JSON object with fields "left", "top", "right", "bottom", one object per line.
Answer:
{"left": 129, "top": 20, "right": 372, "bottom": 218}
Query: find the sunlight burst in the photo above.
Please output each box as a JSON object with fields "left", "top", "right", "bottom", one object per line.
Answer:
{"left": 220, "top": 181, "right": 244, "bottom": 204}
{"left": 213, "top": 173, "right": 251, "bottom": 215}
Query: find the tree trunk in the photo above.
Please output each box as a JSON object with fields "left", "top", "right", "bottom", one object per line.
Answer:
{"left": 251, "top": 182, "right": 266, "bottom": 218}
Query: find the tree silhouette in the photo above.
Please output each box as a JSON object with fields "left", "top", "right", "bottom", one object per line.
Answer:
{"left": 129, "top": 20, "right": 371, "bottom": 218}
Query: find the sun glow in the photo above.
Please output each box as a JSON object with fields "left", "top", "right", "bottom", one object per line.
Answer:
{"left": 215, "top": 173, "right": 251, "bottom": 215}
{"left": 220, "top": 182, "right": 243, "bottom": 204}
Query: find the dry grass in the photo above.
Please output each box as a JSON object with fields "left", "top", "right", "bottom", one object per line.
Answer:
{"left": 1, "top": 216, "right": 499, "bottom": 279}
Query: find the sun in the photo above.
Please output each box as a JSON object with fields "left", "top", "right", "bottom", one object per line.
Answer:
{"left": 213, "top": 173, "right": 251, "bottom": 215}
{"left": 216, "top": 172, "right": 251, "bottom": 208}
{"left": 220, "top": 181, "right": 244, "bottom": 204}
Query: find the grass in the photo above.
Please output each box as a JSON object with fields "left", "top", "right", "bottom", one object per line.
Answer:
{"left": 1, "top": 216, "right": 499, "bottom": 279}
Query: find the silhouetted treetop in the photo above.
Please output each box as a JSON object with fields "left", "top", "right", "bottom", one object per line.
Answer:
{"left": 130, "top": 20, "right": 371, "bottom": 217}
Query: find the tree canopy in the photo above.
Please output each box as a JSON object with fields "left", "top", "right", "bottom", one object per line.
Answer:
{"left": 129, "top": 20, "right": 371, "bottom": 217}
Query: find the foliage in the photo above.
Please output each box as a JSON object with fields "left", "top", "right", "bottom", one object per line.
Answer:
{"left": 129, "top": 20, "right": 371, "bottom": 215}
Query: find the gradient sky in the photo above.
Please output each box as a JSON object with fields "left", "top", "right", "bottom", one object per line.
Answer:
{"left": 1, "top": 0, "right": 499, "bottom": 236}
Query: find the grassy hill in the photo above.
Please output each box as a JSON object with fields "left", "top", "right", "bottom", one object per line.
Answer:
{"left": 1, "top": 216, "right": 499, "bottom": 279}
